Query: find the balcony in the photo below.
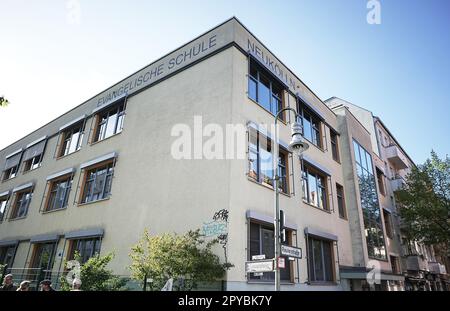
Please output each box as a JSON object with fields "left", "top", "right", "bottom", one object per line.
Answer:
{"left": 429, "top": 262, "right": 447, "bottom": 275}
{"left": 405, "top": 255, "right": 429, "bottom": 271}
{"left": 385, "top": 145, "right": 409, "bottom": 169}
{"left": 390, "top": 176, "right": 406, "bottom": 192}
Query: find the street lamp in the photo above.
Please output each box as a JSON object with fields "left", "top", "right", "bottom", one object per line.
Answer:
{"left": 273, "top": 107, "right": 309, "bottom": 291}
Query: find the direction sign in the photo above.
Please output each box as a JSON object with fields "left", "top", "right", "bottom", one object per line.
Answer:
{"left": 252, "top": 254, "right": 266, "bottom": 261}
{"left": 281, "top": 245, "right": 302, "bottom": 259}
{"left": 245, "top": 259, "right": 274, "bottom": 273}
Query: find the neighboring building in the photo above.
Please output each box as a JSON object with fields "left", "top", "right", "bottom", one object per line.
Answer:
{"left": 0, "top": 17, "right": 444, "bottom": 291}
{"left": 326, "top": 97, "right": 449, "bottom": 291}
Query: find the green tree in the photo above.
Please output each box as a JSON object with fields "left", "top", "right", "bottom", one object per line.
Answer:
{"left": 396, "top": 151, "right": 450, "bottom": 256}
{"left": 129, "top": 229, "right": 232, "bottom": 291}
{"left": 0, "top": 96, "right": 8, "bottom": 107}
{"left": 60, "top": 252, "right": 128, "bottom": 291}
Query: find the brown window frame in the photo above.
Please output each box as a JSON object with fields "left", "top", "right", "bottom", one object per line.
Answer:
{"left": 376, "top": 168, "right": 386, "bottom": 196}
{"left": 301, "top": 164, "right": 329, "bottom": 211}
{"left": 57, "top": 123, "right": 85, "bottom": 158}
{"left": 78, "top": 160, "right": 115, "bottom": 205}
{"left": 336, "top": 183, "right": 347, "bottom": 219}
{"left": 306, "top": 236, "right": 336, "bottom": 284}
{"left": 43, "top": 174, "right": 73, "bottom": 212}
{"left": 330, "top": 130, "right": 340, "bottom": 162}
{"left": 91, "top": 102, "right": 126, "bottom": 144}
{"left": 9, "top": 188, "right": 33, "bottom": 220}
{"left": 2, "top": 165, "right": 19, "bottom": 181}
{"left": 383, "top": 209, "right": 394, "bottom": 239}
{"left": 67, "top": 237, "right": 102, "bottom": 264}
{"left": 0, "top": 195, "right": 9, "bottom": 222}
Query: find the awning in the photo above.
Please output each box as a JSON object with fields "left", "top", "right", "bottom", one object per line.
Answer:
{"left": 304, "top": 227, "right": 338, "bottom": 241}
{"left": 12, "top": 182, "right": 34, "bottom": 193}
{"left": 23, "top": 137, "right": 47, "bottom": 161}
{"left": 0, "top": 239, "right": 19, "bottom": 247}
{"left": 3, "top": 150, "right": 22, "bottom": 171}
{"left": 46, "top": 167, "right": 76, "bottom": 181}
{"left": 0, "top": 190, "right": 11, "bottom": 198}
{"left": 301, "top": 155, "right": 332, "bottom": 176}
{"left": 65, "top": 228, "right": 104, "bottom": 240}
{"left": 30, "top": 233, "right": 60, "bottom": 244}
{"left": 59, "top": 115, "right": 87, "bottom": 132}
{"left": 80, "top": 152, "right": 118, "bottom": 169}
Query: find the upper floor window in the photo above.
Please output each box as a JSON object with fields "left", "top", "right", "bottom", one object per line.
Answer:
{"left": 248, "top": 128, "right": 289, "bottom": 194}
{"left": 336, "top": 183, "right": 346, "bottom": 219}
{"left": 68, "top": 237, "right": 101, "bottom": 264}
{"left": 0, "top": 195, "right": 9, "bottom": 222}
{"left": 307, "top": 236, "right": 335, "bottom": 283}
{"left": 297, "top": 102, "right": 322, "bottom": 148}
{"left": 44, "top": 175, "right": 73, "bottom": 212}
{"left": 383, "top": 209, "right": 393, "bottom": 239}
{"left": 58, "top": 123, "right": 84, "bottom": 157}
{"left": 10, "top": 187, "right": 33, "bottom": 220}
{"left": 2, "top": 151, "right": 22, "bottom": 181}
{"left": 302, "top": 164, "right": 329, "bottom": 211}
{"left": 22, "top": 138, "right": 47, "bottom": 172}
{"left": 376, "top": 168, "right": 386, "bottom": 196}
{"left": 330, "top": 131, "right": 340, "bottom": 162}
{"left": 93, "top": 102, "right": 125, "bottom": 143}
{"left": 248, "top": 59, "right": 284, "bottom": 119}
{"left": 80, "top": 160, "right": 115, "bottom": 204}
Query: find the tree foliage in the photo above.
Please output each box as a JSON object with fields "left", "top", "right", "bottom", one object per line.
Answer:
{"left": 0, "top": 96, "right": 8, "bottom": 107}
{"left": 396, "top": 151, "right": 450, "bottom": 254}
{"left": 60, "top": 252, "right": 127, "bottom": 291}
{"left": 129, "top": 229, "right": 232, "bottom": 291}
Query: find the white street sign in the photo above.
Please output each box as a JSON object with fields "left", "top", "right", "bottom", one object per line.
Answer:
{"left": 252, "top": 254, "right": 266, "bottom": 260}
{"left": 281, "top": 245, "right": 302, "bottom": 259}
{"left": 245, "top": 259, "right": 274, "bottom": 273}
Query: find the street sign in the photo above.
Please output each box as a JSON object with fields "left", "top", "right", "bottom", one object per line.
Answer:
{"left": 245, "top": 259, "right": 274, "bottom": 273}
{"left": 277, "top": 257, "right": 285, "bottom": 269}
{"left": 281, "top": 245, "right": 302, "bottom": 259}
{"left": 252, "top": 254, "right": 266, "bottom": 260}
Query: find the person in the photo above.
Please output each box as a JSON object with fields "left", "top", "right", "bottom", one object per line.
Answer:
{"left": 0, "top": 274, "right": 17, "bottom": 291}
{"left": 39, "top": 279, "right": 56, "bottom": 291}
{"left": 71, "top": 278, "right": 82, "bottom": 291}
{"left": 17, "top": 280, "right": 31, "bottom": 291}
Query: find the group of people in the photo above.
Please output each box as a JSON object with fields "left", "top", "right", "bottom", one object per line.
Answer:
{"left": 0, "top": 273, "right": 82, "bottom": 291}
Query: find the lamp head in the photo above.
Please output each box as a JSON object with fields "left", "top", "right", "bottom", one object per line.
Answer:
{"left": 288, "top": 121, "right": 309, "bottom": 154}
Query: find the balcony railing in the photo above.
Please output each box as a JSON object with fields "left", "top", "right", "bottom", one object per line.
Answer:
{"left": 385, "top": 144, "right": 409, "bottom": 169}
{"left": 405, "top": 255, "right": 429, "bottom": 272}
{"left": 429, "top": 262, "right": 447, "bottom": 275}
{"left": 390, "top": 175, "right": 406, "bottom": 192}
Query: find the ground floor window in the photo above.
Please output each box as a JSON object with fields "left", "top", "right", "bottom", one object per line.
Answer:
{"left": 68, "top": 237, "right": 102, "bottom": 264}
{"left": 248, "top": 221, "right": 292, "bottom": 282}
{"left": 0, "top": 245, "right": 16, "bottom": 267}
{"left": 307, "top": 236, "right": 335, "bottom": 283}
{"left": 30, "top": 242, "right": 57, "bottom": 281}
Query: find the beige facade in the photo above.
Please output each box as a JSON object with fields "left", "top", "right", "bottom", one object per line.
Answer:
{"left": 0, "top": 17, "right": 435, "bottom": 291}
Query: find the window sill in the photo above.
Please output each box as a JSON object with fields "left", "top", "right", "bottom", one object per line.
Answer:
{"left": 302, "top": 200, "right": 331, "bottom": 214}
{"left": 8, "top": 216, "right": 27, "bottom": 222}
{"left": 247, "top": 176, "right": 291, "bottom": 198}
{"left": 23, "top": 166, "right": 42, "bottom": 174}
{"left": 42, "top": 207, "right": 68, "bottom": 214}
{"left": 89, "top": 131, "right": 122, "bottom": 146}
{"left": 247, "top": 97, "right": 287, "bottom": 125}
{"left": 308, "top": 281, "right": 338, "bottom": 286}
{"left": 56, "top": 149, "right": 82, "bottom": 161}
{"left": 77, "top": 197, "right": 110, "bottom": 207}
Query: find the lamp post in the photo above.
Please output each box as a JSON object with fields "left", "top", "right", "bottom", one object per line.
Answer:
{"left": 273, "top": 107, "right": 309, "bottom": 291}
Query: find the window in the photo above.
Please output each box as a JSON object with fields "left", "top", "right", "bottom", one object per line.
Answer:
{"left": 248, "top": 59, "right": 284, "bottom": 119}
{"left": 10, "top": 188, "right": 33, "bottom": 219}
{"left": 353, "top": 139, "right": 386, "bottom": 260}
{"left": 390, "top": 255, "right": 400, "bottom": 274}
{"left": 297, "top": 101, "right": 322, "bottom": 148}
{"left": 0, "top": 195, "right": 8, "bottom": 222}
{"left": 330, "top": 131, "right": 340, "bottom": 162}
{"left": 383, "top": 209, "right": 393, "bottom": 239}
{"left": 58, "top": 124, "right": 84, "bottom": 157}
{"left": 336, "top": 183, "right": 346, "bottom": 219}
{"left": 45, "top": 175, "right": 73, "bottom": 212}
{"left": 307, "top": 236, "right": 335, "bottom": 283}
{"left": 93, "top": 102, "right": 125, "bottom": 142}
{"left": 68, "top": 237, "right": 101, "bottom": 264}
{"left": 22, "top": 139, "right": 46, "bottom": 172}
{"left": 376, "top": 168, "right": 385, "bottom": 196}
{"left": 249, "top": 221, "right": 291, "bottom": 281}
{"left": 301, "top": 164, "right": 328, "bottom": 211}
{"left": 0, "top": 245, "right": 16, "bottom": 267}
{"left": 80, "top": 161, "right": 115, "bottom": 204}
{"left": 2, "top": 152, "right": 22, "bottom": 181}
{"left": 248, "top": 128, "right": 289, "bottom": 194}
{"left": 30, "top": 242, "right": 56, "bottom": 281}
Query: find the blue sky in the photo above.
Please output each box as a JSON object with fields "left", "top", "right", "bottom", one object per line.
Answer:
{"left": 0, "top": 0, "right": 449, "bottom": 163}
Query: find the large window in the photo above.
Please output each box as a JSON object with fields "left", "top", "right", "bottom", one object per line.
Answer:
{"left": 58, "top": 123, "right": 84, "bottom": 157}
{"left": 80, "top": 161, "right": 114, "bottom": 204}
{"left": 301, "top": 164, "right": 328, "bottom": 211}
{"left": 297, "top": 102, "right": 322, "bottom": 148}
{"left": 376, "top": 168, "right": 385, "bottom": 196}
{"left": 30, "top": 242, "right": 56, "bottom": 281}
{"left": 45, "top": 175, "right": 73, "bottom": 212}
{"left": 248, "top": 128, "right": 289, "bottom": 194}
{"left": 307, "top": 236, "right": 335, "bottom": 283}
{"left": 248, "top": 59, "right": 284, "bottom": 119}
{"left": 353, "top": 140, "right": 386, "bottom": 260}
{"left": 336, "top": 183, "right": 346, "bottom": 219}
{"left": 22, "top": 139, "right": 46, "bottom": 172}
{"left": 2, "top": 152, "right": 22, "bottom": 181}
{"left": 68, "top": 237, "right": 101, "bottom": 264}
{"left": 0, "top": 195, "right": 8, "bottom": 222}
{"left": 0, "top": 245, "right": 16, "bottom": 267}
{"left": 383, "top": 209, "right": 393, "bottom": 239}
{"left": 249, "top": 222, "right": 291, "bottom": 281}
{"left": 10, "top": 188, "right": 33, "bottom": 219}
{"left": 330, "top": 131, "right": 340, "bottom": 162}
{"left": 93, "top": 103, "right": 125, "bottom": 142}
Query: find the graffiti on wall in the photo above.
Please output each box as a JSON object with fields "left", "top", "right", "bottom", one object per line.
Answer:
{"left": 202, "top": 209, "right": 229, "bottom": 263}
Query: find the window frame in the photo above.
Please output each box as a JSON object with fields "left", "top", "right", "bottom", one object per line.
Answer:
{"left": 67, "top": 237, "right": 102, "bottom": 264}
{"left": 383, "top": 209, "right": 394, "bottom": 239}
{"left": 43, "top": 174, "right": 73, "bottom": 213}
{"left": 92, "top": 102, "right": 126, "bottom": 143}
{"left": 306, "top": 236, "right": 336, "bottom": 284}
{"left": 376, "top": 168, "right": 386, "bottom": 196}
{"left": 0, "top": 195, "right": 9, "bottom": 222}
{"left": 9, "top": 188, "right": 33, "bottom": 220}
{"left": 0, "top": 244, "right": 17, "bottom": 267}
{"left": 336, "top": 183, "right": 347, "bottom": 219}
{"left": 79, "top": 160, "right": 115, "bottom": 205}
{"left": 2, "top": 165, "right": 19, "bottom": 181}
{"left": 57, "top": 123, "right": 85, "bottom": 158}
{"left": 301, "top": 164, "right": 329, "bottom": 211}
{"left": 23, "top": 154, "right": 43, "bottom": 172}
{"left": 296, "top": 100, "right": 323, "bottom": 149}
{"left": 330, "top": 130, "right": 340, "bottom": 162}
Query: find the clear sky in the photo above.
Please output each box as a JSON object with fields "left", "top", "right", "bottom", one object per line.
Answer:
{"left": 0, "top": 0, "right": 449, "bottom": 164}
